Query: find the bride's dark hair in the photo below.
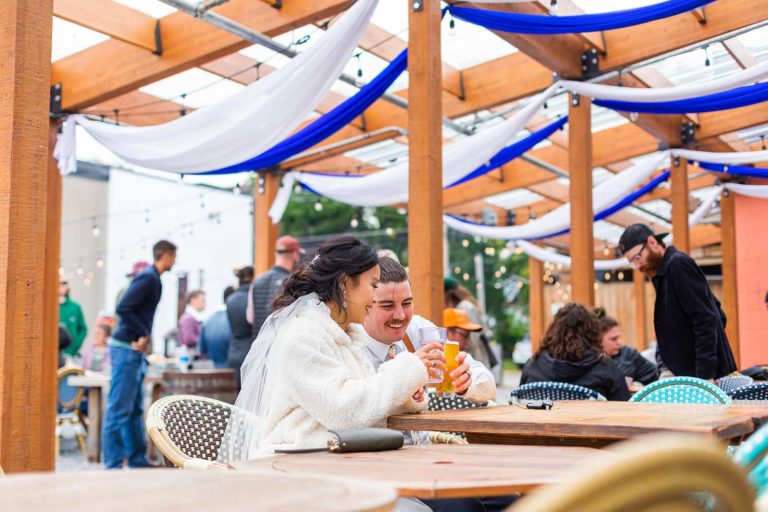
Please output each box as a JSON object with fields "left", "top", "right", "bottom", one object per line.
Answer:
{"left": 272, "top": 235, "right": 378, "bottom": 313}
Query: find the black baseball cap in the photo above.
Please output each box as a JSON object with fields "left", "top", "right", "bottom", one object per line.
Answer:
{"left": 618, "top": 224, "right": 668, "bottom": 255}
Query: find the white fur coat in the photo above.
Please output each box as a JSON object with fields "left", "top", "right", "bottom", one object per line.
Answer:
{"left": 257, "top": 298, "right": 428, "bottom": 451}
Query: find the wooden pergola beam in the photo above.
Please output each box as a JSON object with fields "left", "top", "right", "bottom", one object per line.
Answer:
{"left": 52, "top": 0, "right": 355, "bottom": 110}
{"left": 53, "top": 0, "right": 160, "bottom": 54}
{"left": 0, "top": 0, "right": 55, "bottom": 473}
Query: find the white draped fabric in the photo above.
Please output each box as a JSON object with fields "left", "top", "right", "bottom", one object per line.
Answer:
{"left": 514, "top": 240, "right": 630, "bottom": 271}
{"left": 53, "top": 0, "right": 379, "bottom": 175}
{"left": 442, "top": 152, "right": 668, "bottom": 240}
{"left": 688, "top": 185, "right": 724, "bottom": 228}
{"left": 672, "top": 148, "right": 768, "bottom": 165}
{"left": 268, "top": 85, "right": 558, "bottom": 222}
{"left": 560, "top": 61, "right": 768, "bottom": 102}
{"left": 725, "top": 183, "right": 768, "bottom": 199}
{"left": 515, "top": 184, "right": 725, "bottom": 270}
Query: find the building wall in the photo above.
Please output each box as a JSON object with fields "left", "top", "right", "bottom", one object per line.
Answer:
{"left": 105, "top": 170, "right": 253, "bottom": 353}
{"left": 735, "top": 194, "right": 768, "bottom": 367}
{"left": 60, "top": 172, "right": 109, "bottom": 343}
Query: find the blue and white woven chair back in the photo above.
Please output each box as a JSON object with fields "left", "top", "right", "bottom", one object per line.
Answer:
{"left": 510, "top": 382, "right": 605, "bottom": 404}
{"left": 727, "top": 382, "right": 768, "bottom": 401}
{"left": 629, "top": 376, "right": 732, "bottom": 404}
{"left": 428, "top": 393, "right": 488, "bottom": 412}
{"left": 717, "top": 375, "right": 755, "bottom": 394}
{"left": 733, "top": 421, "right": 768, "bottom": 495}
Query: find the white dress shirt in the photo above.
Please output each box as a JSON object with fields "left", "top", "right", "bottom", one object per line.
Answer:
{"left": 406, "top": 315, "right": 497, "bottom": 404}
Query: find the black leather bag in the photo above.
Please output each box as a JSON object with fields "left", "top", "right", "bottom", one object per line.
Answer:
{"left": 327, "top": 428, "right": 404, "bottom": 453}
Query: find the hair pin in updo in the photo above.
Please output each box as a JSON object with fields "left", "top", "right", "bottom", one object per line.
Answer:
{"left": 310, "top": 254, "right": 320, "bottom": 267}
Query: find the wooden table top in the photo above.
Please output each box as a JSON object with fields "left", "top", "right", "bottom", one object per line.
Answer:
{"left": 236, "top": 443, "right": 601, "bottom": 499}
{"left": 388, "top": 402, "right": 768, "bottom": 445}
{"left": 0, "top": 469, "right": 396, "bottom": 512}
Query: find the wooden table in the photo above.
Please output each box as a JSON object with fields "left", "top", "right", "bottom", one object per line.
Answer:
{"left": 0, "top": 469, "right": 396, "bottom": 512}
{"left": 68, "top": 373, "right": 163, "bottom": 462}
{"left": 237, "top": 443, "right": 601, "bottom": 499}
{"left": 388, "top": 402, "right": 768, "bottom": 447}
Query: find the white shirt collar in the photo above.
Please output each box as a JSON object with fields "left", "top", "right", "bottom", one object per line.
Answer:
{"left": 349, "top": 323, "right": 404, "bottom": 363}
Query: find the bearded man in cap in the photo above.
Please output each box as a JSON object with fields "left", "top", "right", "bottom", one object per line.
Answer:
{"left": 618, "top": 224, "right": 736, "bottom": 381}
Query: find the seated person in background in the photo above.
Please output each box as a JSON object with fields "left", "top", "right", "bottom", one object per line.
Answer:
{"left": 58, "top": 325, "right": 72, "bottom": 369}
{"left": 82, "top": 323, "right": 112, "bottom": 373}
{"left": 200, "top": 286, "right": 235, "bottom": 369}
{"left": 521, "top": 303, "right": 630, "bottom": 401}
{"left": 444, "top": 308, "right": 482, "bottom": 352}
{"left": 595, "top": 308, "right": 658, "bottom": 386}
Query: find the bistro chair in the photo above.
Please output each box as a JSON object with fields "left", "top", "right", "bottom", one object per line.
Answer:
{"left": 508, "top": 434, "right": 754, "bottom": 512}
{"left": 509, "top": 382, "right": 605, "bottom": 404}
{"left": 56, "top": 366, "right": 87, "bottom": 457}
{"left": 718, "top": 375, "right": 755, "bottom": 394}
{"left": 733, "top": 421, "right": 768, "bottom": 496}
{"left": 629, "top": 376, "right": 732, "bottom": 404}
{"left": 146, "top": 395, "right": 241, "bottom": 470}
{"left": 426, "top": 392, "right": 492, "bottom": 442}
{"left": 728, "top": 383, "right": 768, "bottom": 401}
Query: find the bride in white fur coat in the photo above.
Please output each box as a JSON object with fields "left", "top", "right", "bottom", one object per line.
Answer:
{"left": 220, "top": 236, "right": 428, "bottom": 462}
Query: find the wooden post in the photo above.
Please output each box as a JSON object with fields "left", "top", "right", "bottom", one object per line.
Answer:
{"left": 720, "top": 190, "right": 740, "bottom": 365}
{"left": 0, "top": 0, "right": 55, "bottom": 472}
{"left": 568, "top": 93, "right": 595, "bottom": 306}
{"left": 671, "top": 156, "right": 690, "bottom": 253}
{"left": 633, "top": 270, "right": 648, "bottom": 350}
{"left": 253, "top": 172, "right": 280, "bottom": 275}
{"left": 408, "top": 0, "right": 443, "bottom": 323}
{"left": 528, "top": 257, "right": 545, "bottom": 353}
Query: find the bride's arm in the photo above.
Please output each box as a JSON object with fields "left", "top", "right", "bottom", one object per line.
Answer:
{"left": 278, "top": 332, "right": 428, "bottom": 430}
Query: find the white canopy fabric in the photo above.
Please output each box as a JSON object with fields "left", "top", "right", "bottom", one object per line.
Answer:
{"left": 725, "top": 183, "right": 768, "bottom": 199}
{"left": 268, "top": 85, "right": 558, "bottom": 222}
{"left": 672, "top": 148, "right": 768, "bottom": 165}
{"left": 515, "top": 184, "right": 725, "bottom": 270}
{"left": 442, "top": 152, "right": 668, "bottom": 240}
{"left": 53, "top": 0, "right": 379, "bottom": 175}
{"left": 560, "top": 61, "right": 768, "bottom": 102}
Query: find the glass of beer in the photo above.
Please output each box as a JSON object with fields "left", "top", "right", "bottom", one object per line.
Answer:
{"left": 437, "top": 341, "right": 461, "bottom": 397}
{"left": 418, "top": 327, "right": 447, "bottom": 385}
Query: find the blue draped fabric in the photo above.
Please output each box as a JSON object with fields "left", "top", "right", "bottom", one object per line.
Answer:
{"left": 448, "top": 116, "right": 567, "bottom": 187}
{"left": 698, "top": 161, "right": 768, "bottom": 179}
{"left": 197, "top": 49, "right": 408, "bottom": 175}
{"left": 594, "top": 81, "right": 768, "bottom": 114}
{"left": 447, "top": 0, "right": 713, "bottom": 35}
{"left": 446, "top": 170, "right": 670, "bottom": 241}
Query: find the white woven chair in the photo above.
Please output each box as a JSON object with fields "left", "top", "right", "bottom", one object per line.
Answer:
{"left": 146, "top": 394, "right": 239, "bottom": 470}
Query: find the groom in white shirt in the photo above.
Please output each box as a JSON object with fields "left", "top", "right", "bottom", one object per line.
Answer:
{"left": 351, "top": 256, "right": 496, "bottom": 407}
{"left": 349, "top": 256, "right": 492, "bottom": 512}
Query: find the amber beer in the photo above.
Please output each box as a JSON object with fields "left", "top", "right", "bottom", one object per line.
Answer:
{"left": 437, "top": 341, "right": 460, "bottom": 396}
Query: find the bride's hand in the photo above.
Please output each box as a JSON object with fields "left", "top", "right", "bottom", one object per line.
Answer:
{"left": 414, "top": 342, "right": 446, "bottom": 380}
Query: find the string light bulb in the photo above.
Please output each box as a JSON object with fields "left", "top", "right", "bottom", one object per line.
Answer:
{"left": 761, "top": 135, "right": 766, "bottom": 151}
{"left": 462, "top": 273, "right": 470, "bottom": 281}
{"left": 233, "top": 184, "right": 242, "bottom": 195}
{"left": 96, "top": 258, "right": 104, "bottom": 268}
{"left": 314, "top": 200, "right": 323, "bottom": 212}
{"left": 385, "top": 226, "right": 395, "bottom": 237}
{"left": 350, "top": 216, "right": 359, "bottom": 228}
{"left": 604, "top": 272, "right": 611, "bottom": 281}
{"left": 704, "top": 45, "right": 711, "bottom": 67}
{"left": 91, "top": 218, "right": 100, "bottom": 238}
{"left": 618, "top": 271, "right": 625, "bottom": 280}
{"left": 550, "top": 0, "right": 558, "bottom": 12}
{"left": 462, "top": 239, "right": 470, "bottom": 248}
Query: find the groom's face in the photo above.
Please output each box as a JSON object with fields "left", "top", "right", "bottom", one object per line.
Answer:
{"left": 364, "top": 281, "right": 414, "bottom": 344}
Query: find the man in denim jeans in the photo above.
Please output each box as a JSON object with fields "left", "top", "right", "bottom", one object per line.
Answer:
{"left": 103, "top": 240, "right": 176, "bottom": 469}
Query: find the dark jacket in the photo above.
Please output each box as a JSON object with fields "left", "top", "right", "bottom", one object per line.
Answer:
{"left": 113, "top": 265, "right": 162, "bottom": 343}
{"left": 250, "top": 266, "right": 289, "bottom": 337}
{"left": 612, "top": 346, "right": 658, "bottom": 385}
{"left": 226, "top": 284, "right": 254, "bottom": 385}
{"left": 651, "top": 246, "right": 737, "bottom": 379}
{"left": 521, "top": 348, "right": 631, "bottom": 401}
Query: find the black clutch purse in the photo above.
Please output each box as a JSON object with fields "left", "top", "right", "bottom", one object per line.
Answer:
{"left": 327, "top": 428, "right": 404, "bottom": 453}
